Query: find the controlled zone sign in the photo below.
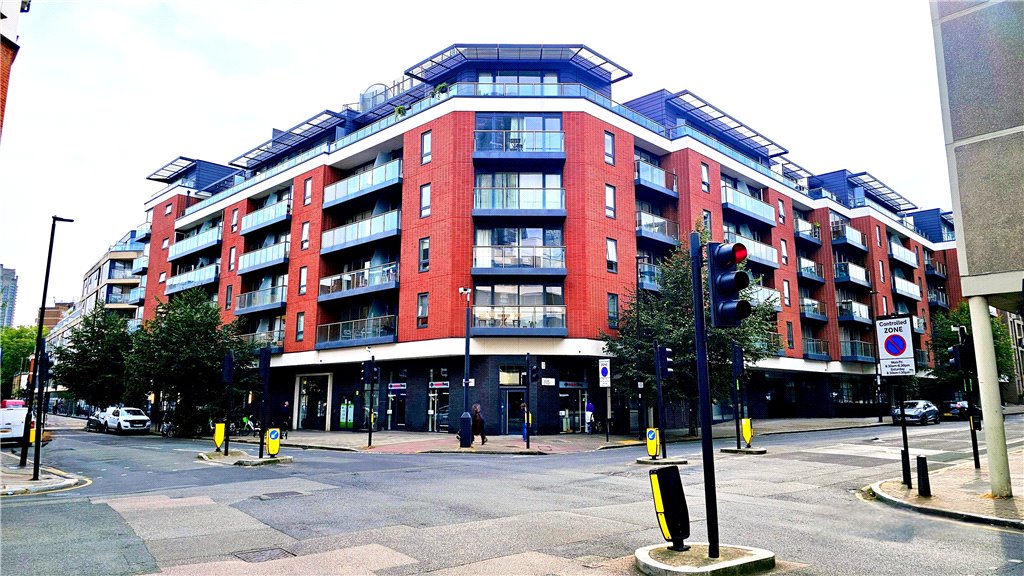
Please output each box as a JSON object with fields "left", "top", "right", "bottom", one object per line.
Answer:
{"left": 876, "top": 316, "right": 914, "bottom": 376}
{"left": 599, "top": 359, "right": 611, "bottom": 388}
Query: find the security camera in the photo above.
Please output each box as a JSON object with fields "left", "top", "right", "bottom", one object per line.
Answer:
{"left": 458, "top": 287, "right": 471, "bottom": 295}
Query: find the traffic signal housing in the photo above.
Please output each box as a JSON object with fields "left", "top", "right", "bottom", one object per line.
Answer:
{"left": 947, "top": 344, "right": 962, "bottom": 371}
{"left": 362, "top": 360, "right": 373, "bottom": 386}
{"left": 528, "top": 360, "right": 540, "bottom": 384}
{"left": 656, "top": 345, "right": 674, "bottom": 379}
{"left": 707, "top": 242, "right": 752, "bottom": 328}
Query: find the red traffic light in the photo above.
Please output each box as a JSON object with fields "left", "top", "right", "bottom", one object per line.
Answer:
{"left": 709, "top": 242, "right": 747, "bottom": 267}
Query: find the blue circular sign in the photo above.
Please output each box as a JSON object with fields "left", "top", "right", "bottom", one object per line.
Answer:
{"left": 884, "top": 334, "right": 907, "bottom": 356}
{"left": 600, "top": 366, "right": 609, "bottom": 377}
{"left": 269, "top": 430, "right": 280, "bottom": 440}
{"left": 647, "top": 429, "right": 656, "bottom": 441}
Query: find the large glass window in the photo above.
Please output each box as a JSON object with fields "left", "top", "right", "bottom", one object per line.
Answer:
{"left": 474, "top": 284, "right": 564, "bottom": 306}
{"left": 604, "top": 132, "right": 615, "bottom": 164}
{"left": 475, "top": 112, "right": 561, "bottom": 132}
{"left": 477, "top": 71, "right": 558, "bottom": 95}
{"left": 475, "top": 227, "right": 562, "bottom": 247}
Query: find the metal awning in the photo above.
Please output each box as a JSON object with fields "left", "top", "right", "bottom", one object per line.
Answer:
{"left": 849, "top": 172, "right": 918, "bottom": 213}
{"left": 668, "top": 90, "right": 788, "bottom": 158}
{"left": 230, "top": 111, "right": 345, "bottom": 169}
{"left": 405, "top": 44, "right": 632, "bottom": 84}
{"left": 147, "top": 157, "right": 196, "bottom": 182}
{"left": 772, "top": 156, "right": 812, "bottom": 181}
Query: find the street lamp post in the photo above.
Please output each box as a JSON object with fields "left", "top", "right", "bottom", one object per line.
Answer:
{"left": 458, "top": 287, "right": 472, "bottom": 448}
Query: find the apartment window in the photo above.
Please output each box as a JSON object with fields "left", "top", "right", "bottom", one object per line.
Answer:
{"left": 608, "top": 293, "right": 619, "bottom": 329}
{"left": 296, "top": 312, "right": 305, "bottom": 342}
{"left": 703, "top": 210, "right": 712, "bottom": 232}
{"left": 875, "top": 225, "right": 882, "bottom": 247}
{"left": 878, "top": 261, "right": 885, "bottom": 283}
{"left": 231, "top": 209, "right": 239, "bottom": 233}
{"left": 298, "top": 266, "right": 308, "bottom": 295}
{"left": 420, "top": 184, "right": 431, "bottom": 217}
{"left": 605, "top": 184, "right": 616, "bottom": 218}
{"left": 158, "top": 272, "right": 166, "bottom": 283}
{"left": 301, "top": 222, "right": 310, "bottom": 250}
{"left": 162, "top": 237, "right": 169, "bottom": 250}
{"left": 303, "top": 178, "right": 312, "bottom": 206}
{"left": 421, "top": 131, "right": 432, "bottom": 164}
{"left": 228, "top": 247, "right": 236, "bottom": 271}
{"left": 777, "top": 199, "right": 786, "bottom": 224}
{"left": 780, "top": 239, "right": 789, "bottom": 265}
{"left": 225, "top": 285, "right": 233, "bottom": 310}
{"left": 786, "top": 321, "right": 795, "bottom": 349}
{"left": 783, "top": 280, "right": 791, "bottom": 307}
{"left": 417, "top": 293, "right": 429, "bottom": 328}
{"left": 419, "top": 237, "right": 430, "bottom": 272}
{"left": 882, "top": 296, "right": 889, "bottom": 316}
{"left": 604, "top": 132, "right": 615, "bottom": 164}
{"left": 700, "top": 163, "right": 710, "bottom": 193}
{"left": 606, "top": 238, "right": 618, "bottom": 273}
{"left": 164, "top": 203, "right": 173, "bottom": 215}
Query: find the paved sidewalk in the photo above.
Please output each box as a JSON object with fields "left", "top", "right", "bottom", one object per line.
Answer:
{"left": 0, "top": 452, "right": 84, "bottom": 496}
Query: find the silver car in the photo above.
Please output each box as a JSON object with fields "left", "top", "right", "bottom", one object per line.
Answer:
{"left": 891, "top": 400, "right": 940, "bottom": 425}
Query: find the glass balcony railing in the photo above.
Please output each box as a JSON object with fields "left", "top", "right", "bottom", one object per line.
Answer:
{"left": 838, "top": 300, "right": 871, "bottom": 321}
{"left": 236, "top": 286, "right": 287, "bottom": 311}
{"left": 725, "top": 232, "right": 778, "bottom": 265}
{"left": 635, "top": 160, "right": 677, "bottom": 192}
{"left": 135, "top": 221, "right": 151, "bottom": 239}
{"left": 130, "top": 256, "right": 149, "bottom": 274}
{"left": 166, "top": 265, "right": 219, "bottom": 292}
{"left": 109, "top": 241, "right": 145, "bottom": 253}
{"left": 794, "top": 218, "right": 821, "bottom": 240}
{"left": 127, "top": 318, "right": 143, "bottom": 333}
{"left": 928, "top": 289, "right": 950, "bottom": 306}
{"left": 316, "top": 316, "right": 397, "bottom": 346}
{"left": 752, "top": 333, "right": 783, "bottom": 355}
{"left": 473, "top": 130, "right": 565, "bottom": 153}
{"left": 638, "top": 262, "right": 662, "bottom": 286}
{"left": 798, "top": 258, "right": 824, "bottom": 279}
{"left": 925, "top": 259, "right": 948, "bottom": 276}
{"left": 941, "top": 230, "right": 956, "bottom": 242}
{"left": 835, "top": 262, "right": 869, "bottom": 284}
{"left": 889, "top": 241, "right": 919, "bottom": 267}
{"left": 473, "top": 187, "right": 565, "bottom": 211}
{"left": 472, "top": 305, "right": 566, "bottom": 329}
{"left": 168, "top": 225, "right": 222, "bottom": 260}
{"left": 913, "top": 315, "right": 926, "bottom": 333}
{"left": 128, "top": 286, "right": 147, "bottom": 303}
{"left": 804, "top": 338, "right": 830, "bottom": 357}
{"left": 319, "top": 262, "right": 399, "bottom": 297}
{"left": 473, "top": 246, "right": 566, "bottom": 270}
{"left": 841, "top": 340, "right": 876, "bottom": 358}
{"left": 722, "top": 186, "right": 776, "bottom": 222}
{"left": 892, "top": 276, "right": 922, "bottom": 299}
{"left": 323, "top": 158, "right": 402, "bottom": 206}
{"left": 800, "top": 298, "right": 828, "bottom": 318}
{"left": 637, "top": 212, "right": 680, "bottom": 241}
{"left": 105, "top": 291, "right": 133, "bottom": 305}
{"left": 241, "top": 199, "right": 291, "bottom": 232}
{"left": 831, "top": 223, "right": 864, "bottom": 247}
{"left": 322, "top": 210, "right": 400, "bottom": 250}
{"left": 747, "top": 285, "right": 780, "bottom": 309}
{"left": 238, "top": 241, "right": 289, "bottom": 273}
{"left": 239, "top": 329, "right": 285, "bottom": 349}
{"left": 108, "top": 268, "right": 137, "bottom": 280}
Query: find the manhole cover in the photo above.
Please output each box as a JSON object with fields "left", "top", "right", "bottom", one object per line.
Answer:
{"left": 254, "top": 491, "right": 304, "bottom": 501}
{"left": 234, "top": 548, "right": 295, "bottom": 563}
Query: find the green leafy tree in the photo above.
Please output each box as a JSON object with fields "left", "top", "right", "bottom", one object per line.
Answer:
{"left": 602, "top": 233, "right": 777, "bottom": 434}
{"left": 928, "top": 302, "right": 1015, "bottom": 399}
{"left": 52, "top": 308, "right": 133, "bottom": 408}
{"left": 1, "top": 325, "right": 42, "bottom": 399}
{"left": 125, "top": 289, "right": 257, "bottom": 435}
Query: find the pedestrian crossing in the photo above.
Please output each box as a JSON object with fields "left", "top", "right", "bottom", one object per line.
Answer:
{"left": 802, "top": 443, "right": 945, "bottom": 461}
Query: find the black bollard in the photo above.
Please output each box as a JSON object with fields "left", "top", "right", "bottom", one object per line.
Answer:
{"left": 917, "top": 456, "right": 931, "bottom": 497}
{"left": 900, "top": 449, "right": 913, "bottom": 489}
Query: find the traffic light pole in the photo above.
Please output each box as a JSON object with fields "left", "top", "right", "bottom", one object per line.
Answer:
{"left": 731, "top": 342, "right": 743, "bottom": 450}
{"left": 525, "top": 353, "right": 531, "bottom": 450}
{"left": 653, "top": 340, "right": 667, "bottom": 460}
{"left": 368, "top": 355, "right": 375, "bottom": 448}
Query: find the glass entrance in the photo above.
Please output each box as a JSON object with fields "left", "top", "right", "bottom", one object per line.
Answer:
{"left": 503, "top": 389, "right": 525, "bottom": 435}
{"left": 558, "top": 389, "right": 585, "bottom": 433}
{"left": 387, "top": 391, "right": 406, "bottom": 429}
{"left": 428, "top": 388, "right": 450, "bottom": 432}
{"left": 297, "top": 375, "right": 328, "bottom": 430}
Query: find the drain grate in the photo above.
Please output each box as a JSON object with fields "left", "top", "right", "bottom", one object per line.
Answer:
{"left": 234, "top": 548, "right": 295, "bottom": 563}
{"left": 253, "top": 490, "right": 304, "bottom": 501}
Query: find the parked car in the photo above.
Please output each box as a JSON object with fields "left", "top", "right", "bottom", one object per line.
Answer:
{"left": 1, "top": 401, "right": 53, "bottom": 447}
{"left": 891, "top": 400, "right": 940, "bottom": 425}
{"left": 941, "top": 400, "right": 970, "bottom": 421}
{"left": 85, "top": 410, "right": 106, "bottom": 432}
{"left": 99, "top": 406, "right": 151, "bottom": 433}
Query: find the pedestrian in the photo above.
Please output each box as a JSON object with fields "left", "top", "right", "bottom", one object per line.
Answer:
{"left": 521, "top": 402, "right": 531, "bottom": 441}
{"left": 471, "top": 403, "right": 486, "bottom": 445}
{"left": 585, "top": 399, "right": 594, "bottom": 434}
{"left": 280, "top": 400, "right": 291, "bottom": 439}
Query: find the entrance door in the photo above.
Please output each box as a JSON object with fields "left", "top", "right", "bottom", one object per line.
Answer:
{"left": 297, "top": 375, "right": 328, "bottom": 430}
{"left": 558, "top": 390, "right": 583, "bottom": 433}
{"left": 503, "top": 389, "right": 525, "bottom": 435}
{"left": 428, "top": 390, "right": 450, "bottom": 432}
{"left": 387, "top": 393, "right": 406, "bottom": 429}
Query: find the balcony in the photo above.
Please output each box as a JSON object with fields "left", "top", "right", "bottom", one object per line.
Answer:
{"left": 321, "top": 210, "right": 401, "bottom": 255}
{"left": 473, "top": 187, "right": 566, "bottom": 217}
{"left": 797, "top": 258, "right": 825, "bottom": 284}
{"left": 241, "top": 199, "right": 292, "bottom": 235}
{"left": 636, "top": 212, "right": 680, "bottom": 246}
{"left": 831, "top": 223, "right": 867, "bottom": 252}
{"left": 105, "top": 291, "right": 134, "bottom": 306}
{"left": 840, "top": 340, "right": 876, "bottom": 363}
{"left": 793, "top": 218, "right": 822, "bottom": 246}
{"left": 834, "top": 262, "right": 870, "bottom": 288}
{"left": 165, "top": 265, "right": 219, "bottom": 295}
{"left": 238, "top": 241, "right": 290, "bottom": 275}
{"left": 127, "top": 286, "right": 146, "bottom": 305}
{"left": 725, "top": 232, "right": 778, "bottom": 268}
{"left": 130, "top": 256, "right": 149, "bottom": 275}
{"left": 107, "top": 267, "right": 139, "bottom": 282}
{"left": 473, "top": 130, "right": 566, "bottom": 163}
{"left": 925, "top": 259, "right": 947, "bottom": 279}
{"left": 135, "top": 221, "right": 151, "bottom": 242}
{"left": 803, "top": 338, "right": 831, "bottom": 361}
{"left": 913, "top": 315, "right": 926, "bottom": 334}
{"left": 634, "top": 160, "right": 678, "bottom": 200}
{"left": 323, "top": 158, "right": 402, "bottom": 210}
{"left": 800, "top": 298, "right": 828, "bottom": 322}
{"left": 235, "top": 286, "right": 287, "bottom": 315}
{"left": 638, "top": 262, "right": 662, "bottom": 291}
{"left": 721, "top": 186, "right": 776, "bottom": 226}
{"left": 240, "top": 329, "right": 285, "bottom": 353}
{"left": 928, "top": 289, "right": 950, "bottom": 309}
{"left": 892, "top": 276, "right": 922, "bottom": 301}
{"left": 318, "top": 262, "right": 399, "bottom": 303}
{"left": 109, "top": 241, "right": 146, "bottom": 253}
{"left": 747, "top": 285, "right": 781, "bottom": 312}
{"left": 837, "top": 300, "right": 871, "bottom": 324}
{"left": 472, "top": 246, "right": 566, "bottom": 276}
{"left": 167, "top": 225, "right": 223, "bottom": 262}
{"left": 472, "top": 305, "right": 567, "bottom": 337}
{"left": 915, "top": 349, "right": 929, "bottom": 368}
{"left": 889, "top": 241, "right": 919, "bottom": 268}
{"left": 127, "top": 318, "right": 143, "bottom": 333}
{"left": 315, "top": 315, "right": 397, "bottom": 350}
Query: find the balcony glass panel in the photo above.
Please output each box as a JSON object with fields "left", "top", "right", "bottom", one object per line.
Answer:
{"left": 838, "top": 300, "right": 870, "bottom": 320}
{"left": 804, "top": 338, "right": 830, "bottom": 357}
{"left": 166, "top": 265, "right": 219, "bottom": 291}
{"left": 322, "top": 210, "right": 400, "bottom": 250}
{"left": 473, "top": 187, "right": 565, "bottom": 210}
{"left": 725, "top": 232, "right": 778, "bottom": 265}
{"left": 638, "top": 262, "right": 662, "bottom": 286}
{"left": 794, "top": 218, "right": 820, "bottom": 240}
{"left": 800, "top": 298, "right": 827, "bottom": 317}
{"left": 915, "top": 349, "right": 929, "bottom": 366}
{"left": 128, "top": 286, "right": 146, "bottom": 303}
{"left": 239, "top": 329, "right": 285, "bottom": 349}
{"left": 473, "top": 130, "right": 565, "bottom": 153}
{"left": 636, "top": 212, "right": 680, "bottom": 241}
{"left": 319, "top": 262, "right": 399, "bottom": 296}
{"left": 323, "top": 158, "right": 402, "bottom": 206}
{"left": 127, "top": 318, "right": 142, "bottom": 333}
{"left": 473, "top": 246, "right": 566, "bottom": 269}
{"left": 135, "top": 221, "right": 151, "bottom": 238}
{"left": 236, "top": 286, "right": 287, "bottom": 310}
{"left": 841, "top": 340, "right": 875, "bottom": 358}
{"left": 108, "top": 267, "right": 137, "bottom": 280}
{"left": 889, "top": 242, "right": 919, "bottom": 267}
{"left": 238, "top": 241, "right": 289, "bottom": 272}
{"left": 722, "top": 187, "right": 775, "bottom": 222}
{"left": 472, "top": 305, "right": 566, "bottom": 329}
{"left": 835, "top": 262, "right": 869, "bottom": 284}
{"left": 109, "top": 242, "right": 146, "bottom": 253}
{"left": 635, "top": 160, "right": 677, "bottom": 191}
{"left": 925, "top": 259, "right": 948, "bottom": 276}
{"left": 106, "top": 291, "right": 133, "bottom": 305}
{"left": 799, "top": 258, "right": 824, "bottom": 278}
{"left": 241, "top": 199, "right": 291, "bottom": 232}
{"left": 831, "top": 223, "right": 864, "bottom": 246}
{"left": 928, "top": 289, "right": 949, "bottom": 306}
{"left": 747, "top": 285, "right": 780, "bottom": 309}
{"left": 131, "top": 256, "right": 149, "bottom": 273}
{"left": 316, "top": 316, "right": 397, "bottom": 345}
{"left": 892, "top": 276, "right": 922, "bottom": 299}
{"left": 168, "top": 225, "right": 223, "bottom": 259}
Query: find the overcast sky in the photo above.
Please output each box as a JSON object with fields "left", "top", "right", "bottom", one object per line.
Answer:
{"left": 0, "top": 0, "right": 951, "bottom": 327}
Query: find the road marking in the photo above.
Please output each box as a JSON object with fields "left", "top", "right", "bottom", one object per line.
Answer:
{"left": 805, "top": 443, "right": 944, "bottom": 460}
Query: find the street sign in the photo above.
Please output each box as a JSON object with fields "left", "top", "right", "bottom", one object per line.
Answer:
{"left": 214, "top": 422, "right": 225, "bottom": 450}
{"left": 267, "top": 428, "right": 281, "bottom": 457}
{"left": 646, "top": 428, "right": 660, "bottom": 458}
{"left": 876, "top": 316, "right": 914, "bottom": 376}
{"left": 599, "top": 359, "right": 611, "bottom": 388}
{"left": 541, "top": 377, "right": 556, "bottom": 387}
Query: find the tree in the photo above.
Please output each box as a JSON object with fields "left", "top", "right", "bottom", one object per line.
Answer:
{"left": 1, "top": 325, "right": 41, "bottom": 399}
{"left": 928, "top": 302, "right": 1015, "bottom": 398}
{"left": 52, "top": 308, "right": 133, "bottom": 408}
{"left": 125, "top": 289, "right": 257, "bottom": 436}
{"left": 601, "top": 234, "right": 777, "bottom": 434}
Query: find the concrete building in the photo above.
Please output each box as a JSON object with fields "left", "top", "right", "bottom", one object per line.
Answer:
{"left": 36, "top": 301, "right": 72, "bottom": 331}
{"left": 0, "top": 0, "right": 29, "bottom": 141}
{"left": 0, "top": 264, "right": 16, "bottom": 328}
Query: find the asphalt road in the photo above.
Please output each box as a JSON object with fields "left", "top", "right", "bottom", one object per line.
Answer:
{"left": 2, "top": 419, "right": 1022, "bottom": 575}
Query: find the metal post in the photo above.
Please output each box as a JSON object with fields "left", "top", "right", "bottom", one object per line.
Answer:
{"left": 731, "top": 342, "right": 742, "bottom": 450}
{"left": 460, "top": 289, "right": 472, "bottom": 448}
{"left": 223, "top": 351, "right": 234, "bottom": 456}
{"left": 368, "top": 355, "right": 375, "bottom": 448}
{"left": 605, "top": 387, "right": 610, "bottom": 443}
{"left": 898, "top": 381, "right": 911, "bottom": 488}
{"left": 258, "top": 346, "right": 270, "bottom": 459}
{"left": 966, "top": 375, "right": 980, "bottom": 469}
{"left": 653, "top": 340, "right": 667, "bottom": 460}
{"left": 690, "top": 232, "right": 720, "bottom": 558}
{"left": 525, "top": 353, "right": 530, "bottom": 449}
{"left": 636, "top": 255, "right": 646, "bottom": 441}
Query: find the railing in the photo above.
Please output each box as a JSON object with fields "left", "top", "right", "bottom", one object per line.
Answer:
{"left": 725, "top": 232, "right": 778, "bottom": 265}
{"left": 800, "top": 298, "right": 827, "bottom": 317}
{"left": 928, "top": 289, "right": 949, "bottom": 306}
{"left": 239, "top": 329, "right": 285, "bottom": 348}
{"left": 473, "top": 246, "right": 566, "bottom": 269}
{"left": 128, "top": 286, "right": 147, "bottom": 303}
{"left": 638, "top": 262, "right": 662, "bottom": 286}
{"left": 635, "top": 160, "right": 677, "bottom": 191}
{"left": 105, "top": 291, "right": 133, "bottom": 305}
{"left": 940, "top": 230, "right": 956, "bottom": 242}
{"left": 669, "top": 124, "right": 805, "bottom": 192}
{"left": 722, "top": 186, "right": 776, "bottom": 221}
{"left": 799, "top": 258, "right": 824, "bottom": 278}
{"left": 804, "top": 338, "right": 830, "bottom": 357}
{"left": 794, "top": 218, "right": 820, "bottom": 240}
{"left": 316, "top": 315, "right": 397, "bottom": 345}
{"left": 166, "top": 265, "right": 219, "bottom": 291}
{"left": 168, "top": 225, "right": 222, "bottom": 259}
{"left": 238, "top": 241, "right": 289, "bottom": 272}
{"left": 108, "top": 268, "right": 137, "bottom": 280}
{"left": 636, "top": 212, "right": 680, "bottom": 241}
{"left": 135, "top": 221, "right": 151, "bottom": 238}
{"left": 131, "top": 256, "right": 149, "bottom": 272}
{"left": 472, "top": 305, "right": 566, "bottom": 329}
{"left": 236, "top": 286, "right": 287, "bottom": 310}
{"left": 747, "top": 285, "right": 780, "bottom": 308}
{"left": 838, "top": 300, "right": 870, "bottom": 320}
{"left": 323, "top": 158, "right": 402, "bottom": 206}
{"left": 473, "top": 130, "right": 565, "bottom": 153}
{"left": 241, "top": 199, "right": 291, "bottom": 232}
{"left": 321, "top": 210, "right": 400, "bottom": 249}
{"left": 841, "top": 340, "right": 876, "bottom": 358}
{"left": 831, "top": 223, "right": 864, "bottom": 246}
{"left": 109, "top": 241, "right": 146, "bottom": 253}
{"left": 835, "top": 262, "right": 869, "bottom": 284}
{"left": 915, "top": 349, "right": 929, "bottom": 366}
{"left": 925, "top": 259, "right": 947, "bottom": 276}
{"left": 319, "top": 262, "right": 399, "bottom": 296}
{"left": 889, "top": 241, "right": 919, "bottom": 267}
{"left": 913, "top": 315, "right": 926, "bottom": 332}
{"left": 473, "top": 187, "right": 565, "bottom": 211}
{"left": 892, "top": 276, "right": 921, "bottom": 299}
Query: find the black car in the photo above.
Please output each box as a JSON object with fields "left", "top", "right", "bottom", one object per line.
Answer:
{"left": 85, "top": 411, "right": 105, "bottom": 432}
{"left": 941, "top": 400, "right": 969, "bottom": 421}
{"left": 891, "top": 400, "right": 940, "bottom": 425}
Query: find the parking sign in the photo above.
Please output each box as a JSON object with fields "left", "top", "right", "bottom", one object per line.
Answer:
{"left": 875, "top": 316, "right": 914, "bottom": 376}
{"left": 599, "top": 359, "right": 611, "bottom": 388}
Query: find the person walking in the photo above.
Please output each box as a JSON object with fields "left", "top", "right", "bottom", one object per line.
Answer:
{"left": 585, "top": 399, "right": 595, "bottom": 434}
{"left": 471, "top": 403, "right": 487, "bottom": 445}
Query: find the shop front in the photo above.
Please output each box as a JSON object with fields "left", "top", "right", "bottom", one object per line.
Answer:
{"left": 295, "top": 374, "right": 332, "bottom": 431}
{"left": 557, "top": 381, "right": 588, "bottom": 433}
{"left": 386, "top": 382, "right": 407, "bottom": 429}
{"left": 427, "top": 381, "right": 450, "bottom": 432}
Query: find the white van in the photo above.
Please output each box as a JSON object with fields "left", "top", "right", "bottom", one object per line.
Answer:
{"left": 0, "top": 400, "right": 49, "bottom": 447}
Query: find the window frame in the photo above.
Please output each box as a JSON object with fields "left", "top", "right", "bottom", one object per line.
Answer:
{"left": 607, "top": 293, "right": 619, "bottom": 329}
{"left": 603, "top": 132, "right": 615, "bottom": 165}
{"left": 604, "top": 184, "right": 616, "bottom": 219}
{"left": 225, "top": 285, "right": 233, "bottom": 310}
{"left": 228, "top": 246, "right": 236, "bottom": 271}
{"left": 161, "top": 237, "right": 169, "bottom": 250}
{"left": 780, "top": 239, "right": 789, "bottom": 265}
{"left": 421, "top": 130, "right": 432, "bottom": 164}
{"left": 777, "top": 199, "right": 785, "bottom": 224}
{"left": 301, "top": 222, "right": 310, "bottom": 250}
{"left": 419, "top": 237, "right": 430, "bottom": 272}
{"left": 231, "top": 209, "right": 239, "bottom": 233}
{"left": 417, "top": 292, "right": 429, "bottom": 328}
{"left": 420, "top": 183, "right": 431, "bottom": 218}
{"left": 606, "top": 238, "right": 618, "bottom": 273}
{"left": 700, "top": 163, "right": 710, "bottom": 193}
{"left": 783, "top": 280, "right": 791, "bottom": 307}
{"left": 702, "top": 209, "right": 712, "bottom": 231}
{"left": 298, "top": 266, "right": 308, "bottom": 295}
{"left": 164, "top": 203, "right": 173, "bottom": 216}
{"left": 303, "top": 178, "right": 312, "bottom": 205}
{"left": 296, "top": 312, "right": 305, "bottom": 342}
{"left": 786, "top": 321, "right": 795, "bottom": 349}
{"left": 158, "top": 271, "right": 166, "bottom": 283}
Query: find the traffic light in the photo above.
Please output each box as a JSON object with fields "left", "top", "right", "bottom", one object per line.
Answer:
{"left": 947, "top": 344, "right": 961, "bottom": 371}
{"left": 38, "top": 352, "right": 52, "bottom": 386}
{"left": 707, "top": 242, "right": 752, "bottom": 328}
{"left": 656, "top": 345, "right": 674, "bottom": 378}
{"left": 373, "top": 366, "right": 381, "bottom": 386}
{"left": 528, "top": 360, "right": 540, "bottom": 384}
{"left": 362, "top": 360, "right": 373, "bottom": 386}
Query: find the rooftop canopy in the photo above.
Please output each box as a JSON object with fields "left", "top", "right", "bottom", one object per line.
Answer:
{"left": 668, "top": 90, "right": 788, "bottom": 158}
{"left": 230, "top": 111, "right": 346, "bottom": 169}
{"left": 848, "top": 171, "right": 918, "bottom": 213}
{"left": 405, "top": 44, "right": 632, "bottom": 84}
{"left": 147, "top": 156, "right": 196, "bottom": 182}
{"left": 772, "top": 156, "right": 812, "bottom": 181}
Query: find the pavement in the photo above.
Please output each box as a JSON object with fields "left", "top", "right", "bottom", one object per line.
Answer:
{"left": 5, "top": 408, "right": 1022, "bottom": 532}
